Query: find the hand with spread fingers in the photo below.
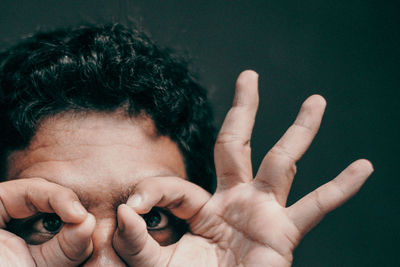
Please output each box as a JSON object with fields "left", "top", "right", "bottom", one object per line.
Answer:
{"left": 113, "top": 70, "right": 374, "bottom": 266}
{"left": 0, "top": 178, "right": 95, "bottom": 267}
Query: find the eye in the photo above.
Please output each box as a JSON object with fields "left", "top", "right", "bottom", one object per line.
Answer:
{"left": 33, "top": 213, "right": 64, "bottom": 234}
{"left": 6, "top": 213, "right": 64, "bottom": 245}
{"left": 141, "top": 208, "right": 169, "bottom": 230}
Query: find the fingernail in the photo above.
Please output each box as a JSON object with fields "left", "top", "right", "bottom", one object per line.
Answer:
{"left": 73, "top": 201, "right": 87, "bottom": 216}
{"left": 127, "top": 195, "right": 142, "bottom": 208}
{"left": 254, "top": 71, "right": 259, "bottom": 79}
{"left": 117, "top": 205, "right": 126, "bottom": 232}
{"left": 118, "top": 216, "right": 125, "bottom": 232}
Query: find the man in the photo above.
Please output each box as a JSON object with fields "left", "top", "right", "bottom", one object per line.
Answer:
{"left": 0, "top": 23, "right": 373, "bottom": 266}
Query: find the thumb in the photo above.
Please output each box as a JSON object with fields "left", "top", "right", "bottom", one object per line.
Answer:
{"left": 30, "top": 213, "right": 96, "bottom": 266}
{"left": 113, "top": 204, "right": 172, "bottom": 267}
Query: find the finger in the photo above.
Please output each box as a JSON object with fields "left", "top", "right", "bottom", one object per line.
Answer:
{"left": 0, "top": 229, "right": 36, "bottom": 265}
{"left": 287, "top": 159, "right": 373, "bottom": 236}
{"left": 113, "top": 204, "right": 172, "bottom": 267}
{"left": 126, "top": 177, "right": 211, "bottom": 220}
{"left": 0, "top": 178, "right": 87, "bottom": 226}
{"left": 30, "top": 213, "right": 95, "bottom": 266}
{"left": 254, "top": 95, "right": 326, "bottom": 205}
{"left": 214, "top": 70, "right": 259, "bottom": 190}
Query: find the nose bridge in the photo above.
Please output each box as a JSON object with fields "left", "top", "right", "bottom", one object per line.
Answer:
{"left": 83, "top": 217, "right": 126, "bottom": 266}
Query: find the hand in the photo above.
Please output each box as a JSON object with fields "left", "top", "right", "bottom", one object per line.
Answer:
{"left": 113, "top": 70, "right": 373, "bottom": 266}
{"left": 0, "top": 178, "right": 95, "bottom": 266}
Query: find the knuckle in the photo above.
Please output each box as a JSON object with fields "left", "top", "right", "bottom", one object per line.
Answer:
{"left": 311, "top": 190, "right": 326, "bottom": 215}
{"left": 58, "top": 233, "right": 82, "bottom": 262}
{"left": 28, "top": 177, "right": 47, "bottom": 185}
{"left": 215, "top": 132, "right": 249, "bottom": 150}
{"left": 267, "top": 147, "right": 297, "bottom": 177}
{"left": 331, "top": 178, "right": 347, "bottom": 198}
{"left": 269, "top": 146, "right": 294, "bottom": 161}
{"left": 134, "top": 178, "right": 156, "bottom": 192}
{"left": 216, "top": 132, "right": 238, "bottom": 145}
{"left": 290, "top": 163, "right": 297, "bottom": 177}
{"left": 219, "top": 170, "right": 237, "bottom": 180}
{"left": 166, "top": 196, "right": 184, "bottom": 210}
{"left": 62, "top": 187, "right": 77, "bottom": 198}
{"left": 292, "top": 121, "right": 315, "bottom": 136}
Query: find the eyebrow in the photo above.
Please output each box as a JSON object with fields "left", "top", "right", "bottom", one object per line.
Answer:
{"left": 111, "top": 183, "right": 137, "bottom": 211}
{"left": 72, "top": 182, "right": 134, "bottom": 212}
{"left": 73, "top": 172, "right": 185, "bottom": 212}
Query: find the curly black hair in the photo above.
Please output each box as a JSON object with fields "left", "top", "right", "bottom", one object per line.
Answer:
{"left": 0, "top": 23, "right": 216, "bottom": 192}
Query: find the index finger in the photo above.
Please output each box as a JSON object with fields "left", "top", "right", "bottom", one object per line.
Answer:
{"left": 126, "top": 176, "right": 211, "bottom": 220}
{"left": 0, "top": 178, "right": 87, "bottom": 227}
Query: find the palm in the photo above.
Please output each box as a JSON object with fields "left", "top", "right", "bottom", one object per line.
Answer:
{"left": 190, "top": 185, "right": 297, "bottom": 266}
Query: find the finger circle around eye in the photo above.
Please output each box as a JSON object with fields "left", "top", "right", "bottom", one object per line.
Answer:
{"left": 41, "top": 213, "right": 64, "bottom": 233}
{"left": 141, "top": 208, "right": 168, "bottom": 230}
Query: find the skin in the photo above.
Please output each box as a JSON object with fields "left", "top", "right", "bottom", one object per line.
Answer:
{"left": 0, "top": 70, "right": 373, "bottom": 266}
{"left": 2, "top": 111, "right": 188, "bottom": 266}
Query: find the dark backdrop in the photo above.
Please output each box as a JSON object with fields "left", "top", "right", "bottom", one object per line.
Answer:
{"left": 1, "top": 1, "right": 398, "bottom": 266}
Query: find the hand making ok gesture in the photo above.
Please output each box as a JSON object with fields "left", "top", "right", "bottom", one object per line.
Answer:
{"left": 113, "top": 70, "right": 373, "bottom": 266}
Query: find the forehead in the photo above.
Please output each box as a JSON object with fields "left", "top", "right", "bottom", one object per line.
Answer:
{"left": 6, "top": 111, "right": 187, "bottom": 209}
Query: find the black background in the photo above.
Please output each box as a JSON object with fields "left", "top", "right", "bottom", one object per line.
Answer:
{"left": 1, "top": 1, "right": 399, "bottom": 266}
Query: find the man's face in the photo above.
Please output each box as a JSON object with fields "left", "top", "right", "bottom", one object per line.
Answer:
{"left": 5, "top": 111, "right": 187, "bottom": 265}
